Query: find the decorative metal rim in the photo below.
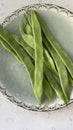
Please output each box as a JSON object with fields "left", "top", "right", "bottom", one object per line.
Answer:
{"left": 0, "top": 3, "right": 73, "bottom": 112}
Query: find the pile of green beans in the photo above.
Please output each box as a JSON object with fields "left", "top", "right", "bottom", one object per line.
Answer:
{"left": 0, "top": 10, "right": 73, "bottom": 104}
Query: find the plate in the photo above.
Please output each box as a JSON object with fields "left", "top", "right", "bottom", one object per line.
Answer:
{"left": 0, "top": 4, "right": 73, "bottom": 112}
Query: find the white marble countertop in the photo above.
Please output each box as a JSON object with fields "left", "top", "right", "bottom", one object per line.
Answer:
{"left": 0, "top": 1, "right": 73, "bottom": 130}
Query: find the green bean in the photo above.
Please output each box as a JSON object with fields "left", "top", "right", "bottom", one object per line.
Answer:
{"left": 44, "top": 49, "right": 58, "bottom": 76}
{"left": 0, "top": 26, "right": 24, "bottom": 64}
{"left": 22, "top": 14, "right": 32, "bottom": 34}
{"left": 19, "top": 22, "right": 34, "bottom": 48}
{"left": 69, "top": 75, "right": 73, "bottom": 86}
{"left": 28, "top": 10, "right": 52, "bottom": 101}
{"left": 13, "top": 34, "right": 34, "bottom": 59}
{"left": 20, "top": 11, "right": 44, "bottom": 103}
{"left": 0, "top": 37, "right": 22, "bottom": 64}
{"left": 37, "top": 14, "right": 73, "bottom": 79}
{"left": 52, "top": 50, "right": 69, "bottom": 102}
{"left": 30, "top": 11, "right": 43, "bottom": 104}
{"left": 43, "top": 78, "right": 52, "bottom": 99}
{"left": 20, "top": 12, "right": 44, "bottom": 103}
{"left": 44, "top": 66, "right": 66, "bottom": 103}
{"left": 24, "top": 16, "right": 32, "bottom": 35}
{"left": 43, "top": 36, "right": 69, "bottom": 102}
{"left": 25, "top": 23, "right": 32, "bottom": 35}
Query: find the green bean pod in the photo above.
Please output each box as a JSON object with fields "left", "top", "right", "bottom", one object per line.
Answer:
{"left": 0, "top": 37, "right": 22, "bottom": 64}
{"left": 44, "top": 49, "right": 58, "bottom": 76}
{"left": 30, "top": 11, "right": 43, "bottom": 104}
{"left": 44, "top": 66, "right": 66, "bottom": 103}
{"left": 43, "top": 36, "right": 70, "bottom": 102}
{"left": 43, "top": 78, "right": 52, "bottom": 99}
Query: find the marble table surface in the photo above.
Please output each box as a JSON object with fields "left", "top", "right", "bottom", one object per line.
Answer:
{"left": 0, "top": 0, "right": 73, "bottom": 130}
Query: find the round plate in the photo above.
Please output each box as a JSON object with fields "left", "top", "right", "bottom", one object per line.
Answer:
{"left": 0, "top": 4, "right": 73, "bottom": 112}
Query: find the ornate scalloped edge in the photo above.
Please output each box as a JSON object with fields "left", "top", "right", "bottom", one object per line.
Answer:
{"left": 1, "top": 4, "right": 73, "bottom": 112}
